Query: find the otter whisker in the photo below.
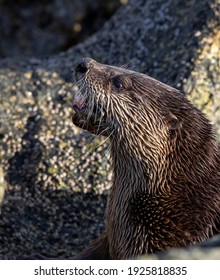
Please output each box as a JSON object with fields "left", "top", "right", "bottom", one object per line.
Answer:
{"left": 85, "top": 88, "right": 94, "bottom": 123}
{"left": 74, "top": 75, "right": 85, "bottom": 90}
{"left": 94, "top": 91, "right": 102, "bottom": 123}
{"left": 106, "top": 95, "right": 111, "bottom": 117}
{"left": 117, "top": 60, "right": 134, "bottom": 70}
{"left": 96, "top": 98, "right": 106, "bottom": 134}
{"left": 95, "top": 129, "right": 114, "bottom": 150}
{"left": 73, "top": 78, "right": 87, "bottom": 106}
{"left": 101, "top": 131, "right": 115, "bottom": 159}
{"left": 87, "top": 126, "right": 111, "bottom": 153}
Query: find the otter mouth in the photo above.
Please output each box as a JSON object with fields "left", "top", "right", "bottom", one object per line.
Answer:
{"left": 72, "top": 88, "right": 98, "bottom": 133}
{"left": 72, "top": 91, "right": 109, "bottom": 136}
{"left": 72, "top": 94, "right": 87, "bottom": 112}
{"left": 72, "top": 93, "right": 90, "bottom": 128}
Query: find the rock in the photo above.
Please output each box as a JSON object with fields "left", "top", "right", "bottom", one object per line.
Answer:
{"left": 141, "top": 235, "right": 220, "bottom": 260}
{"left": 0, "top": 166, "right": 5, "bottom": 210}
{"left": 0, "top": 0, "right": 123, "bottom": 58}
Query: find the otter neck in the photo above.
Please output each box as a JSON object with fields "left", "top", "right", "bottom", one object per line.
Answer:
{"left": 109, "top": 118, "right": 218, "bottom": 197}
{"left": 110, "top": 126, "right": 169, "bottom": 196}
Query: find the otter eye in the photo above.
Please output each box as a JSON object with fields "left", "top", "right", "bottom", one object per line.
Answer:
{"left": 112, "top": 76, "right": 123, "bottom": 89}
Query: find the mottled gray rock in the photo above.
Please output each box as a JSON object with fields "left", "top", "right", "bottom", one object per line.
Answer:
{"left": 142, "top": 247, "right": 220, "bottom": 260}
{"left": 0, "top": 166, "right": 5, "bottom": 210}
{"left": 0, "top": 0, "right": 123, "bottom": 58}
{"left": 142, "top": 235, "right": 220, "bottom": 260}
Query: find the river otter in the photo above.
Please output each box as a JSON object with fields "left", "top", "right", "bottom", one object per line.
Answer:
{"left": 72, "top": 57, "right": 220, "bottom": 260}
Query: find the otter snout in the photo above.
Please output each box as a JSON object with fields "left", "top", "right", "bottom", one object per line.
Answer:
{"left": 73, "top": 58, "right": 93, "bottom": 112}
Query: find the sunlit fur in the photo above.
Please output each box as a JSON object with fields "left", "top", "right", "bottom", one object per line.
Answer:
{"left": 72, "top": 59, "right": 220, "bottom": 260}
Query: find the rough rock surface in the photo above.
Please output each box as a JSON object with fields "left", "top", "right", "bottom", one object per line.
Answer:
{"left": 0, "top": 0, "right": 219, "bottom": 259}
{"left": 0, "top": 0, "right": 123, "bottom": 58}
{"left": 142, "top": 235, "right": 220, "bottom": 260}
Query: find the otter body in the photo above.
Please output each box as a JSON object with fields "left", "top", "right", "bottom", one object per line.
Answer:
{"left": 72, "top": 58, "right": 220, "bottom": 259}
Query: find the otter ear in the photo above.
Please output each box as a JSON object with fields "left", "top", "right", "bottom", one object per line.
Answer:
{"left": 165, "top": 112, "right": 181, "bottom": 130}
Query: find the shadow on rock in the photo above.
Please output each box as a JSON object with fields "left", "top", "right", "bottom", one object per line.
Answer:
{"left": 6, "top": 112, "right": 44, "bottom": 190}
{"left": 0, "top": 113, "right": 107, "bottom": 259}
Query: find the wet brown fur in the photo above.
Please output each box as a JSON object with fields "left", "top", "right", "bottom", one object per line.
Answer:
{"left": 72, "top": 58, "right": 220, "bottom": 259}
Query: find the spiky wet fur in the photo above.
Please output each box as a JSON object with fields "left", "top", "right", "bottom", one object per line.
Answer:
{"left": 72, "top": 59, "right": 220, "bottom": 260}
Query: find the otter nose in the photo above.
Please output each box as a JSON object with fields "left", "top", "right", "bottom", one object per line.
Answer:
{"left": 75, "top": 61, "right": 87, "bottom": 73}
{"left": 75, "top": 57, "right": 93, "bottom": 74}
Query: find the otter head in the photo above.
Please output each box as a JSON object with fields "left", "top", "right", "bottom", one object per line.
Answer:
{"left": 72, "top": 58, "right": 184, "bottom": 144}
